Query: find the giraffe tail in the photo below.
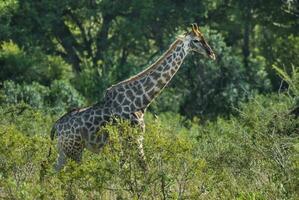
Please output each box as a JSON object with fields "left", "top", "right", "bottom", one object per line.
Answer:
{"left": 40, "top": 126, "right": 57, "bottom": 182}
{"left": 48, "top": 126, "right": 57, "bottom": 158}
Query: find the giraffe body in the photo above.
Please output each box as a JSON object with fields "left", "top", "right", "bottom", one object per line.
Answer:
{"left": 52, "top": 104, "right": 146, "bottom": 171}
{"left": 51, "top": 24, "right": 215, "bottom": 171}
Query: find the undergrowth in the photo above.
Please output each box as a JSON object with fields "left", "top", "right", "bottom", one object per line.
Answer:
{"left": 0, "top": 91, "right": 298, "bottom": 199}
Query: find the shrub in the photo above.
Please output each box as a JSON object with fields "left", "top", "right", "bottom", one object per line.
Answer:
{"left": 49, "top": 80, "right": 86, "bottom": 112}
{"left": 0, "top": 41, "right": 73, "bottom": 85}
{"left": 0, "top": 80, "right": 49, "bottom": 108}
{"left": 150, "top": 88, "right": 185, "bottom": 114}
{"left": 0, "top": 90, "right": 298, "bottom": 199}
{"left": 0, "top": 80, "right": 86, "bottom": 111}
{"left": 72, "top": 65, "right": 111, "bottom": 103}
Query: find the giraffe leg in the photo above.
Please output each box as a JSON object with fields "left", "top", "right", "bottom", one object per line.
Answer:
{"left": 129, "top": 112, "right": 148, "bottom": 171}
{"left": 136, "top": 134, "right": 148, "bottom": 171}
{"left": 119, "top": 131, "right": 135, "bottom": 169}
{"left": 119, "top": 132, "right": 148, "bottom": 171}
{"left": 54, "top": 135, "right": 84, "bottom": 171}
{"left": 55, "top": 148, "right": 83, "bottom": 172}
{"left": 55, "top": 149, "right": 67, "bottom": 172}
{"left": 119, "top": 132, "right": 128, "bottom": 168}
{"left": 65, "top": 138, "right": 84, "bottom": 164}
{"left": 69, "top": 148, "right": 83, "bottom": 163}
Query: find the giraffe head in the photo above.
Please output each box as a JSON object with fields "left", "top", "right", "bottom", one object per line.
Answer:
{"left": 184, "top": 23, "right": 216, "bottom": 60}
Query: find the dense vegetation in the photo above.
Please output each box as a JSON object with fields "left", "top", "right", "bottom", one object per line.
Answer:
{"left": 0, "top": 0, "right": 298, "bottom": 199}
{"left": 0, "top": 85, "right": 298, "bottom": 199}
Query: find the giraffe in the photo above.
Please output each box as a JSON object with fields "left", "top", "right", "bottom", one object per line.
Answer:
{"left": 50, "top": 24, "right": 215, "bottom": 171}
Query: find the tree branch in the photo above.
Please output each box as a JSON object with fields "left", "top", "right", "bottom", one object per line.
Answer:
{"left": 65, "top": 9, "right": 93, "bottom": 59}
{"left": 94, "top": 14, "right": 114, "bottom": 62}
{"left": 53, "top": 18, "right": 82, "bottom": 73}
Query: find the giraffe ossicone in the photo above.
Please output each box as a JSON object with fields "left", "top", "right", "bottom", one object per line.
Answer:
{"left": 50, "top": 23, "right": 215, "bottom": 171}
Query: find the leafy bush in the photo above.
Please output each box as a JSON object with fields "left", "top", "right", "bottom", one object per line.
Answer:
{"left": 1, "top": 80, "right": 49, "bottom": 108}
{"left": 0, "top": 41, "right": 73, "bottom": 85}
{"left": 0, "top": 90, "right": 298, "bottom": 199}
{"left": 0, "top": 102, "right": 57, "bottom": 135}
{"left": 150, "top": 88, "right": 185, "bottom": 114}
{"left": 0, "top": 80, "right": 86, "bottom": 111}
{"left": 273, "top": 64, "right": 299, "bottom": 98}
{"left": 49, "top": 80, "right": 86, "bottom": 112}
{"left": 0, "top": 0, "right": 18, "bottom": 41}
{"left": 33, "top": 54, "right": 74, "bottom": 86}
{"left": 72, "top": 66, "right": 110, "bottom": 103}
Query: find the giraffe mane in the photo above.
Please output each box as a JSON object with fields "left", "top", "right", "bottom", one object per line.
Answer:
{"left": 107, "top": 38, "right": 183, "bottom": 90}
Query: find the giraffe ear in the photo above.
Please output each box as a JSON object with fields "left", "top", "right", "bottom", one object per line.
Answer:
{"left": 191, "top": 23, "right": 197, "bottom": 33}
{"left": 191, "top": 23, "right": 203, "bottom": 37}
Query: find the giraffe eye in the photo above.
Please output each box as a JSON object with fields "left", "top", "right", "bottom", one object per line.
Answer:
{"left": 193, "top": 40, "right": 200, "bottom": 43}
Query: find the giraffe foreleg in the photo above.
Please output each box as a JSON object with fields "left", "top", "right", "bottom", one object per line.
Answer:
{"left": 136, "top": 134, "right": 148, "bottom": 171}
{"left": 131, "top": 112, "right": 148, "bottom": 171}
{"left": 119, "top": 134, "right": 148, "bottom": 171}
{"left": 118, "top": 127, "right": 148, "bottom": 171}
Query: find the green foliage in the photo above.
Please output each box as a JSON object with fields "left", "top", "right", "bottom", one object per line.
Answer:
{"left": 49, "top": 79, "right": 86, "bottom": 111}
{"left": 0, "top": 0, "right": 297, "bottom": 118}
{"left": 259, "top": 34, "right": 299, "bottom": 90}
{"left": 150, "top": 88, "right": 184, "bottom": 114}
{"left": 0, "top": 1, "right": 298, "bottom": 199}
{"left": 273, "top": 64, "right": 299, "bottom": 97}
{"left": 72, "top": 65, "right": 110, "bottom": 102}
{"left": 0, "top": 41, "right": 34, "bottom": 83}
{"left": 1, "top": 80, "right": 49, "bottom": 108}
{"left": 0, "top": 90, "right": 298, "bottom": 199}
{"left": 0, "top": 0, "right": 18, "bottom": 40}
{"left": 0, "top": 103, "right": 55, "bottom": 136}
{"left": 0, "top": 80, "right": 86, "bottom": 111}
{"left": 0, "top": 41, "right": 74, "bottom": 85}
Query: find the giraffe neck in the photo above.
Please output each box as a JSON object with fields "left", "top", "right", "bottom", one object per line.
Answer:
{"left": 105, "top": 38, "right": 189, "bottom": 113}
{"left": 140, "top": 39, "right": 188, "bottom": 104}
